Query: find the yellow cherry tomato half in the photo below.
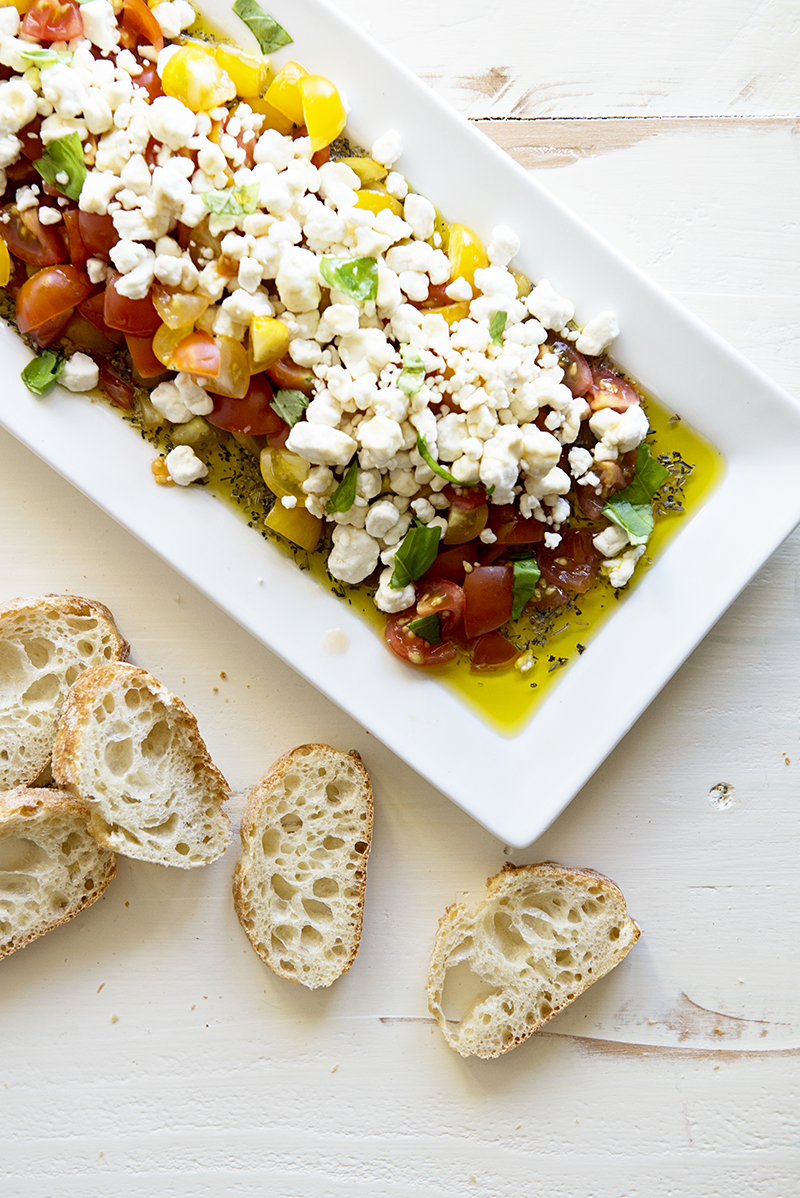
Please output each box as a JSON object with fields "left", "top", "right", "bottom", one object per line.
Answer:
{"left": 249, "top": 315, "right": 290, "bottom": 373}
{"left": 161, "top": 44, "right": 236, "bottom": 112}
{"left": 263, "top": 60, "right": 308, "bottom": 126}
{"left": 259, "top": 446, "right": 310, "bottom": 500}
{"left": 0, "top": 235, "right": 10, "bottom": 287}
{"left": 247, "top": 94, "right": 294, "bottom": 135}
{"left": 354, "top": 190, "right": 404, "bottom": 218}
{"left": 151, "top": 285, "right": 210, "bottom": 331}
{"left": 446, "top": 223, "right": 488, "bottom": 288}
{"left": 214, "top": 45, "right": 267, "bottom": 99}
{"left": 265, "top": 501, "right": 322, "bottom": 553}
{"left": 299, "top": 74, "right": 346, "bottom": 151}
{"left": 423, "top": 300, "right": 471, "bottom": 327}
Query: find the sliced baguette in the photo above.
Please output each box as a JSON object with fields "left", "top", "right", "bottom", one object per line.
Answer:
{"left": 0, "top": 786, "right": 116, "bottom": 959}
{"left": 233, "top": 744, "right": 373, "bottom": 989}
{"left": 52, "top": 662, "right": 230, "bottom": 868}
{"left": 0, "top": 594, "right": 129, "bottom": 790}
{"left": 427, "top": 861, "right": 640, "bottom": 1058}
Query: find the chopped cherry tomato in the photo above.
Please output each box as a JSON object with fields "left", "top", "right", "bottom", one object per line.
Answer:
{"left": 267, "top": 354, "right": 316, "bottom": 396}
{"left": 78, "top": 211, "right": 118, "bottom": 258}
{"left": 170, "top": 330, "right": 220, "bottom": 378}
{"left": 103, "top": 276, "right": 161, "bottom": 335}
{"left": 415, "top": 579, "right": 465, "bottom": 636}
{"left": 532, "top": 580, "right": 571, "bottom": 610}
{"left": 21, "top": 0, "right": 83, "bottom": 42}
{"left": 421, "top": 543, "right": 480, "bottom": 585}
{"left": 443, "top": 483, "right": 488, "bottom": 512}
{"left": 136, "top": 61, "right": 164, "bottom": 103}
{"left": 121, "top": 0, "right": 163, "bottom": 51}
{"left": 1, "top": 205, "right": 65, "bottom": 266}
{"left": 62, "top": 209, "right": 88, "bottom": 271}
{"left": 125, "top": 333, "right": 166, "bottom": 379}
{"left": 417, "top": 282, "right": 455, "bottom": 309}
{"left": 29, "top": 309, "right": 72, "bottom": 348}
{"left": 384, "top": 610, "right": 458, "bottom": 667}
{"left": 78, "top": 290, "right": 125, "bottom": 344}
{"left": 586, "top": 365, "right": 640, "bottom": 413}
{"left": 98, "top": 360, "right": 135, "bottom": 410}
{"left": 487, "top": 503, "right": 546, "bottom": 545}
{"left": 549, "top": 338, "right": 592, "bottom": 397}
{"left": 18, "top": 117, "right": 43, "bottom": 163}
{"left": 471, "top": 630, "right": 520, "bottom": 672}
{"left": 537, "top": 529, "right": 600, "bottom": 594}
{"left": 462, "top": 565, "right": 513, "bottom": 638}
{"left": 16, "top": 264, "right": 92, "bottom": 334}
{"left": 207, "top": 374, "right": 288, "bottom": 437}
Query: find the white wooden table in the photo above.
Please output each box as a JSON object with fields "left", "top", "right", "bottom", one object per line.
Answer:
{"left": 2, "top": 1, "right": 799, "bottom": 1193}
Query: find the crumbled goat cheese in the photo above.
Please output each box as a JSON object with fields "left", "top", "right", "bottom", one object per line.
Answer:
{"left": 165, "top": 445, "right": 209, "bottom": 486}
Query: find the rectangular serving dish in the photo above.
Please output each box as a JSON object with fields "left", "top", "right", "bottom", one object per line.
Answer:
{"left": 2, "top": 0, "right": 800, "bottom": 847}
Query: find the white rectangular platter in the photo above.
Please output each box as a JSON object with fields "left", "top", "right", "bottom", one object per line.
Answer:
{"left": 2, "top": 0, "right": 800, "bottom": 847}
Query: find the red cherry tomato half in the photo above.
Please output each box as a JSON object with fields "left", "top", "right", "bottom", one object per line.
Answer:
{"left": 267, "top": 354, "right": 316, "bottom": 396}
{"left": 170, "top": 330, "right": 220, "bottom": 378}
{"left": 462, "top": 565, "right": 513, "bottom": 638}
{"left": 125, "top": 333, "right": 166, "bottom": 379}
{"left": 470, "top": 630, "right": 520, "bottom": 672}
{"left": 103, "top": 276, "right": 161, "bottom": 335}
{"left": 18, "top": 116, "right": 43, "bottom": 162}
{"left": 30, "top": 308, "right": 72, "bottom": 348}
{"left": 549, "top": 338, "right": 592, "bottom": 398}
{"left": 98, "top": 360, "right": 135, "bottom": 410}
{"left": 61, "top": 209, "right": 88, "bottom": 271}
{"left": 207, "top": 373, "right": 287, "bottom": 437}
{"left": 537, "top": 529, "right": 600, "bottom": 595}
{"left": 1, "top": 205, "right": 65, "bottom": 266}
{"left": 21, "top": 0, "right": 83, "bottom": 42}
{"left": 421, "top": 543, "right": 480, "bottom": 586}
{"left": 384, "top": 610, "right": 457, "bottom": 667}
{"left": 586, "top": 365, "right": 640, "bottom": 414}
{"left": 78, "top": 290, "right": 125, "bottom": 344}
{"left": 415, "top": 579, "right": 465, "bottom": 636}
{"left": 135, "top": 62, "right": 164, "bottom": 103}
{"left": 78, "top": 211, "right": 118, "bottom": 258}
{"left": 121, "top": 0, "right": 164, "bottom": 50}
{"left": 443, "top": 483, "right": 488, "bottom": 512}
{"left": 16, "top": 264, "right": 92, "bottom": 334}
{"left": 487, "top": 502, "right": 546, "bottom": 545}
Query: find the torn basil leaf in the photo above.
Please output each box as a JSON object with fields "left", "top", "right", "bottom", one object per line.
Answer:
{"left": 602, "top": 444, "right": 671, "bottom": 546}
{"left": 489, "top": 309, "right": 507, "bottom": 345}
{"left": 326, "top": 460, "right": 358, "bottom": 514}
{"left": 319, "top": 256, "right": 379, "bottom": 303}
{"left": 270, "top": 388, "right": 309, "bottom": 427}
{"left": 202, "top": 183, "right": 260, "bottom": 217}
{"left": 416, "top": 433, "right": 483, "bottom": 490}
{"left": 390, "top": 523, "right": 442, "bottom": 589}
{"left": 21, "top": 351, "right": 64, "bottom": 395}
{"left": 511, "top": 558, "right": 541, "bottom": 620}
{"left": 408, "top": 613, "right": 442, "bottom": 644}
{"left": 231, "top": 0, "right": 292, "bottom": 54}
{"left": 33, "top": 131, "right": 86, "bottom": 202}
{"left": 18, "top": 46, "right": 70, "bottom": 68}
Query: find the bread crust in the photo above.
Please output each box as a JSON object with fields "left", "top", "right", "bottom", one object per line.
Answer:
{"left": 0, "top": 786, "right": 116, "bottom": 959}
{"left": 233, "top": 744, "right": 373, "bottom": 989}
{"left": 427, "top": 861, "right": 640, "bottom": 1058}
{"left": 0, "top": 593, "right": 129, "bottom": 789}
{"left": 52, "top": 662, "right": 230, "bottom": 868}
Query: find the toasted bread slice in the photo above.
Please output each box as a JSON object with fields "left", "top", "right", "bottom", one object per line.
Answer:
{"left": 52, "top": 662, "right": 230, "bottom": 868}
{"left": 0, "top": 786, "right": 116, "bottom": 959}
{"left": 0, "top": 594, "right": 129, "bottom": 790}
{"left": 426, "top": 862, "right": 640, "bottom": 1058}
{"left": 233, "top": 744, "right": 373, "bottom": 989}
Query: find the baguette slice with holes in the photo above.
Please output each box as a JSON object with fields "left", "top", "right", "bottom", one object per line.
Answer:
{"left": 233, "top": 744, "right": 373, "bottom": 989}
{"left": 427, "top": 861, "right": 640, "bottom": 1058}
{"left": 52, "top": 662, "right": 230, "bottom": 868}
{"left": 0, "top": 594, "right": 129, "bottom": 790}
{"left": 0, "top": 786, "right": 116, "bottom": 959}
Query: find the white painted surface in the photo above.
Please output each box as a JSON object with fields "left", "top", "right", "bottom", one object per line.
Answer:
{"left": 1, "top": 0, "right": 799, "bottom": 1193}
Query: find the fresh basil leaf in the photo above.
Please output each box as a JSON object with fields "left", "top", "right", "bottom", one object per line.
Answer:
{"left": 21, "top": 351, "right": 64, "bottom": 395}
{"left": 202, "top": 182, "right": 260, "bottom": 217}
{"left": 319, "top": 256, "right": 379, "bottom": 303}
{"left": 270, "top": 388, "right": 309, "bottom": 428}
{"left": 231, "top": 0, "right": 292, "bottom": 54}
{"left": 326, "top": 460, "right": 358, "bottom": 514}
{"left": 489, "top": 309, "right": 507, "bottom": 345}
{"left": 408, "top": 613, "right": 442, "bottom": 644}
{"left": 33, "top": 131, "right": 86, "bottom": 202}
{"left": 415, "top": 433, "right": 484, "bottom": 491}
{"left": 601, "top": 444, "right": 670, "bottom": 547}
{"left": 603, "top": 499, "right": 654, "bottom": 546}
{"left": 390, "top": 523, "right": 442, "bottom": 589}
{"left": 398, "top": 344, "right": 426, "bottom": 397}
{"left": 511, "top": 558, "right": 541, "bottom": 620}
